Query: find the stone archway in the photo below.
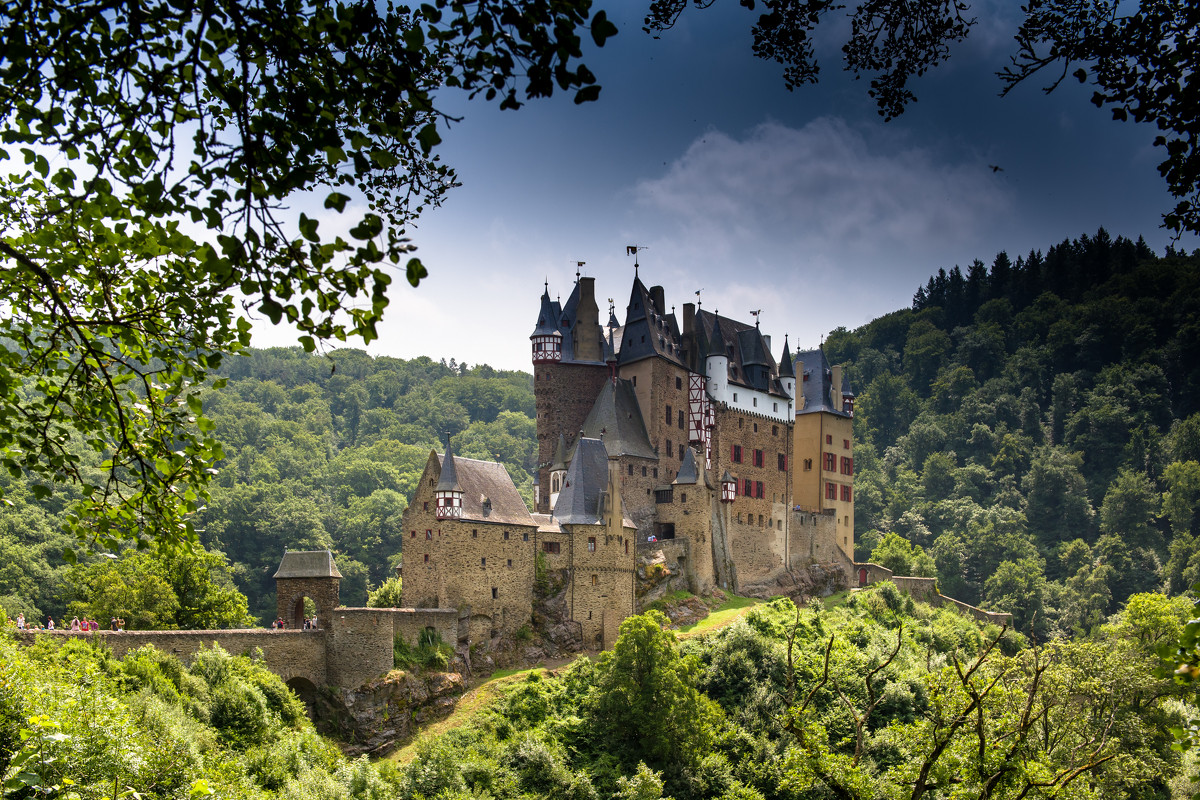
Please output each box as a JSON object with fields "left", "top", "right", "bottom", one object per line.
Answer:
{"left": 286, "top": 676, "right": 319, "bottom": 719}
{"left": 274, "top": 550, "right": 341, "bottom": 630}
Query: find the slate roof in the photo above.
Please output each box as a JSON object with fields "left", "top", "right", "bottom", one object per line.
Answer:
{"left": 436, "top": 452, "right": 536, "bottom": 526}
{"left": 795, "top": 347, "right": 852, "bottom": 417}
{"left": 696, "top": 309, "right": 790, "bottom": 398}
{"left": 549, "top": 433, "right": 569, "bottom": 473}
{"left": 435, "top": 443, "right": 462, "bottom": 492}
{"left": 274, "top": 550, "right": 343, "bottom": 579}
{"left": 580, "top": 378, "right": 657, "bottom": 460}
{"left": 779, "top": 335, "right": 795, "bottom": 378}
{"left": 616, "top": 276, "right": 685, "bottom": 367}
{"left": 674, "top": 446, "right": 699, "bottom": 485}
{"left": 530, "top": 287, "right": 562, "bottom": 338}
{"left": 553, "top": 437, "right": 610, "bottom": 524}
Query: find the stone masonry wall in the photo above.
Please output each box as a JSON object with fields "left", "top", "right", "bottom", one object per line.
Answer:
{"left": 323, "top": 608, "right": 402, "bottom": 689}
{"left": 401, "top": 451, "right": 538, "bottom": 638}
{"left": 16, "top": 629, "right": 329, "bottom": 687}
{"left": 534, "top": 362, "right": 608, "bottom": 514}
{"left": 709, "top": 405, "right": 793, "bottom": 587}
{"left": 789, "top": 509, "right": 841, "bottom": 568}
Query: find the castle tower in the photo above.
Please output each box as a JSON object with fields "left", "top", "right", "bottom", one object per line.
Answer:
{"left": 793, "top": 348, "right": 855, "bottom": 561}
{"left": 779, "top": 336, "right": 796, "bottom": 400}
{"left": 548, "top": 433, "right": 569, "bottom": 509}
{"left": 274, "top": 550, "right": 342, "bottom": 630}
{"left": 531, "top": 277, "right": 609, "bottom": 514}
{"left": 434, "top": 442, "right": 465, "bottom": 520}
{"left": 530, "top": 285, "right": 563, "bottom": 364}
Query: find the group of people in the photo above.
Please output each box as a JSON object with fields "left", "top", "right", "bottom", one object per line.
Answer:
{"left": 269, "top": 616, "right": 319, "bottom": 630}
{"left": 8, "top": 613, "right": 125, "bottom": 631}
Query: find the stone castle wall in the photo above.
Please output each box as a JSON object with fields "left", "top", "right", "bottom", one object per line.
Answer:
{"left": 401, "top": 451, "right": 538, "bottom": 639}
{"left": 534, "top": 362, "right": 608, "bottom": 514}
{"left": 15, "top": 629, "right": 330, "bottom": 687}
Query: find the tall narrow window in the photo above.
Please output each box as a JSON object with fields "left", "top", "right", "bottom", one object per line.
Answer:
{"left": 588, "top": 537, "right": 596, "bottom": 552}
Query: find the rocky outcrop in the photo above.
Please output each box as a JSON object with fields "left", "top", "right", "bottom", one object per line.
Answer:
{"left": 635, "top": 544, "right": 691, "bottom": 608}
{"left": 313, "top": 670, "right": 465, "bottom": 757}
{"left": 736, "top": 561, "right": 847, "bottom": 601}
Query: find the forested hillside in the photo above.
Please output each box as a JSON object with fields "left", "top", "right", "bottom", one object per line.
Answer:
{"left": 826, "top": 229, "right": 1200, "bottom": 636}
{"left": 4, "top": 591, "right": 1193, "bottom": 800}
{"left": 0, "top": 353, "right": 537, "bottom": 625}
{"left": 4, "top": 228, "right": 1199, "bottom": 633}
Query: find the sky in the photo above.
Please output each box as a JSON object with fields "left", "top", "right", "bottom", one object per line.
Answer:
{"left": 250, "top": 2, "right": 1197, "bottom": 373}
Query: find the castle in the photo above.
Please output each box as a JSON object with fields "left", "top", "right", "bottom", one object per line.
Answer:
{"left": 400, "top": 268, "right": 855, "bottom": 649}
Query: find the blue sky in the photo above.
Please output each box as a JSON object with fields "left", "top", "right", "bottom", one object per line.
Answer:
{"left": 251, "top": 2, "right": 1196, "bottom": 372}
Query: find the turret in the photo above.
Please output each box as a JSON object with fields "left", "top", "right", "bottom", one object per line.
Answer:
{"left": 705, "top": 319, "right": 729, "bottom": 401}
{"left": 841, "top": 372, "right": 856, "bottom": 416}
{"left": 779, "top": 335, "right": 796, "bottom": 400}
{"left": 720, "top": 470, "right": 736, "bottom": 503}
{"left": 434, "top": 443, "right": 464, "bottom": 520}
{"left": 549, "top": 433, "right": 569, "bottom": 508}
{"left": 530, "top": 284, "right": 562, "bottom": 364}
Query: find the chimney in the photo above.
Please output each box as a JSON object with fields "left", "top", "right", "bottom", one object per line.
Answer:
{"left": 650, "top": 285, "right": 666, "bottom": 315}
{"left": 762, "top": 334, "right": 771, "bottom": 353}
{"left": 796, "top": 360, "right": 806, "bottom": 410}
{"left": 682, "top": 302, "right": 695, "bottom": 336}
{"left": 575, "top": 277, "right": 601, "bottom": 361}
{"left": 831, "top": 364, "right": 844, "bottom": 411}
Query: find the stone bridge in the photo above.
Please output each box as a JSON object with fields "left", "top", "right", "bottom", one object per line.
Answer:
{"left": 15, "top": 551, "right": 460, "bottom": 691}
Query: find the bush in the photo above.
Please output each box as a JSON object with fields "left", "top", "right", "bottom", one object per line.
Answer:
{"left": 210, "top": 679, "right": 270, "bottom": 747}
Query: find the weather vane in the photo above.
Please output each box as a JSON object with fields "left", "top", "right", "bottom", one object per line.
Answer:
{"left": 750, "top": 309, "right": 762, "bottom": 328}
{"left": 695, "top": 288, "right": 703, "bottom": 310}
{"left": 625, "top": 244, "right": 646, "bottom": 275}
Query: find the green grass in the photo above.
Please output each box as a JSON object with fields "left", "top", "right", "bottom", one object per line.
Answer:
{"left": 388, "top": 665, "right": 555, "bottom": 763}
{"left": 677, "top": 594, "right": 761, "bottom": 637}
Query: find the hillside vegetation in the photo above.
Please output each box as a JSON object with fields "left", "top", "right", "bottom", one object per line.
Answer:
{"left": 3, "top": 228, "right": 1200, "bottom": 636}
{"left": 827, "top": 230, "right": 1200, "bottom": 636}
{"left": 4, "top": 589, "right": 1192, "bottom": 800}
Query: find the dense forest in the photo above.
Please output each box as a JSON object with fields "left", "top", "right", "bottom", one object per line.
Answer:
{"left": 3, "top": 227, "right": 1200, "bottom": 633}
{"left": 3, "top": 591, "right": 1194, "bottom": 799}
{"left": 0, "top": 355, "right": 538, "bottom": 624}
{"left": 823, "top": 229, "right": 1200, "bottom": 637}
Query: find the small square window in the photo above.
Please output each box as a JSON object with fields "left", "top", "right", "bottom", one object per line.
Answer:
{"left": 676, "top": 376, "right": 682, "bottom": 390}
{"left": 472, "top": 529, "right": 477, "bottom": 538}
{"left": 492, "top": 587, "right": 498, "bottom": 599}
{"left": 423, "top": 554, "right": 429, "bottom": 563}
{"left": 426, "top": 530, "right": 432, "bottom": 540}
{"left": 503, "top": 531, "right": 510, "bottom": 540}
{"left": 507, "top": 559, "right": 513, "bottom": 567}
{"left": 423, "top": 501, "right": 428, "bottom": 511}
{"left": 523, "top": 532, "right": 529, "bottom": 541}
{"left": 826, "top": 434, "right": 833, "bottom": 445}
{"left": 591, "top": 574, "right": 598, "bottom": 586}
{"left": 481, "top": 557, "right": 486, "bottom": 567}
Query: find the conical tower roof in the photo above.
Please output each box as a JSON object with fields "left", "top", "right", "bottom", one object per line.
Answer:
{"left": 435, "top": 442, "right": 462, "bottom": 492}
{"left": 550, "top": 433, "right": 569, "bottom": 473}
{"left": 530, "top": 285, "right": 561, "bottom": 338}
{"left": 779, "top": 335, "right": 795, "bottom": 378}
{"left": 674, "top": 447, "right": 699, "bottom": 485}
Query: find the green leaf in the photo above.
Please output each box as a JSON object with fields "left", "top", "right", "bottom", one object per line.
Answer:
{"left": 591, "top": 11, "right": 618, "bottom": 47}
{"left": 416, "top": 123, "right": 441, "bottom": 156}
{"left": 324, "top": 192, "right": 350, "bottom": 212}
{"left": 406, "top": 257, "right": 428, "bottom": 287}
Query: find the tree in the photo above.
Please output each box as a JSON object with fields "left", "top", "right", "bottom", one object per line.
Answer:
{"left": 647, "top": 1, "right": 1200, "bottom": 236}
{"left": 0, "top": 0, "right": 616, "bottom": 549}
{"left": 64, "top": 545, "right": 252, "bottom": 629}
{"left": 587, "top": 611, "right": 723, "bottom": 772}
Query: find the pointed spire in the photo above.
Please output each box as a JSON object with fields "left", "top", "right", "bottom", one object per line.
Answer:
{"left": 436, "top": 440, "right": 462, "bottom": 492}
{"left": 779, "top": 335, "right": 795, "bottom": 378}
{"left": 550, "top": 433, "right": 569, "bottom": 474}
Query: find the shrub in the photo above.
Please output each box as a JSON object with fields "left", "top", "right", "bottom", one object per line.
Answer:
{"left": 209, "top": 679, "right": 270, "bottom": 747}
